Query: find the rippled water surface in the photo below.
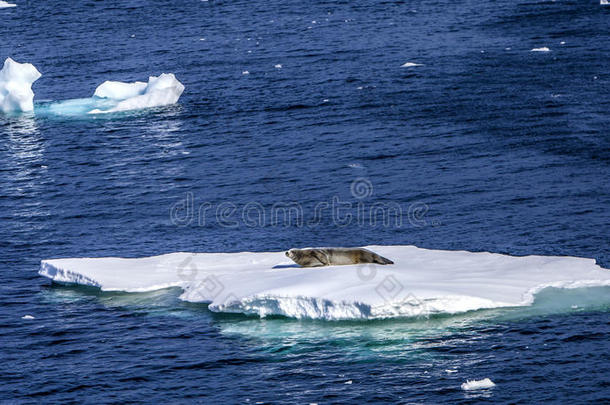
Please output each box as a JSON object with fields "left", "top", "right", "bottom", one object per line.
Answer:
{"left": 1, "top": 0, "right": 609, "bottom": 403}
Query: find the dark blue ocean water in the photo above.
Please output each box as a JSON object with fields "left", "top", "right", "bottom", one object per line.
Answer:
{"left": 1, "top": 0, "right": 609, "bottom": 403}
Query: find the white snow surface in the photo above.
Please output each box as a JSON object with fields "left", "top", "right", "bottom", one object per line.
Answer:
{"left": 461, "top": 378, "right": 495, "bottom": 391}
{"left": 89, "top": 73, "right": 184, "bottom": 113}
{"left": 0, "top": 58, "right": 41, "bottom": 113}
{"left": 39, "top": 245, "right": 610, "bottom": 320}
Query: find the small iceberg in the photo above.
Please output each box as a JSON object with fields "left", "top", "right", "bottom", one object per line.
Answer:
{"left": 21, "top": 315, "right": 35, "bottom": 320}
{"left": 89, "top": 73, "right": 185, "bottom": 114}
{"left": 401, "top": 62, "right": 423, "bottom": 67}
{"left": 601, "top": 0, "right": 609, "bottom": 5}
{"left": 0, "top": 1, "right": 17, "bottom": 8}
{"left": 531, "top": 47, "right": 550, "bottom": 52}
{"left": 461, "top": 378, "right": 496, "bottom": 391}
{"left": 0, "top": 58, "right": 41, "bottom": 113}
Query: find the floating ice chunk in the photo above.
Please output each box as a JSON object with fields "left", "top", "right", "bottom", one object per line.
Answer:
{"left": 401, "top": 62, "right": 423, "bottom": 67}
{"left": 601, "top": 0, "right": 609, "bottom": 5}
{"left": 461, "top": 378, "right": 496, "bottom": 390}
{"left": 445, "top": 369, "right": 458, "bottom": 373}
{"left": 0, "top": 1, "right": 16, "bottom": 8}
{"left": 0, "top": 58, "right": 42, "bottom": 113}
{"left": 344, "top": 380, "right": 353, "bottom": 385}
{"left": 242, "top": 70, "right": 250, "bottom": 75}
{"left": 93, "top": 81, "right": 147, "bottom": 100}
{"left": 22, "top": 315, "right": 35, "bottom": 320}
{"left": 560, "top": 41, "right": 566, "bottom": 45}
{"left": 90, "top": 73, "right": 184, "bottom": 114}
{"left": 274, "top": 64, "right": 282, "bottom": 69}
{"left": 38, "top": 246, "right": 610, "bottom": 320}
{"left": 531, "top": 47, "right": 550, "bottom": 52}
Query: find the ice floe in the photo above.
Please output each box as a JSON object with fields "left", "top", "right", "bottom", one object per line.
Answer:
{"left": 461, "top": 378, "right": 496, "bottom": 391}
{"left": 38, "top": 245, "right": 610, "bottom": 321}
{"left": 0, "top": 1, "right": 16, "bottom": 8}
{"left": 0, "top": 58, "right": 41, "bottom": 113}
{"left": 531, "top": 47, "right": 550, "bottom": 52}
{"left": 401, "top": 62, "right": 423, "bottom": 67}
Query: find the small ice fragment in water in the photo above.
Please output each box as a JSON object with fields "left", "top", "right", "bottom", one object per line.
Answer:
{"left": 560, "top": 41, "right": 565, "bottom": 45}
{"left": 274, "top": 64, "right": 282, "bottom": 69}
{"left": 531, "top": 47, "right": 550, "bottom": 52}
{"left": 200, "top": 38, "right": 206, "bottom": 41}
{"left": 461, "top": 378, "right": 495, "bottom": 391}
{"left": 242, "top": 70, "right": 250, "bottom": 75}
{"left": 322, "top": 99, "right": 329, "bottom": 103}
{"left": 0, "top": 1, "right": 17, "bottom": 8}
{"left": 445, "top": 369, "right": 458, "bottom": 373}
{"left": 22, "top": 315, "right": 35, "bottom": 320}
{"left": 357, "top": 86, "right": 363, "bottom": 90}
{"left": 505, "top": 47, "right": 511, "bottom": 50}
{"left": 344, "top": 380, "right": 353, "bottom": 385}
{"left": 401, "top": 62, "right": 423, "bottom": 67}
{"left": 601, "top": 0, "right": 609, "bottom": 5}
{"left": 571, "top": 305, "right": 578, "bottom": 309}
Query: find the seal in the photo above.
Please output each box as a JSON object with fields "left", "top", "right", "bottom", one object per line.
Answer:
{"left": 285, "top": 247, "right": 394, "bottom": 267}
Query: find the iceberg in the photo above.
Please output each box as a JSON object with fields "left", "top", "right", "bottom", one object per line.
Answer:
{"left": 38, "top": 246, "right": 610, "bottom": 320}
{"left": 89, "top": 73, "right": 185, "bottom": 114}
{"left": 0, "top": 58, "right": 41, "bottom": 113}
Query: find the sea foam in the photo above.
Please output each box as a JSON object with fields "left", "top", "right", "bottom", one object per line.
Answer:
{"left": 39, "top": 245, "right": 610, "bottom": 320}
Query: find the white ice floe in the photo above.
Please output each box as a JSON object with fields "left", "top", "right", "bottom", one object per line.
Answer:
{"left": 461, "top": 378, "right": 496, "bottom": 391}
{"left": 274, "top": 64, "right": 282, "bottom": 69}
{"left": 531, "top": 47, "right": 550, "bottom": 52}
{"left": 22, "top": 315, "right": 35, "bottom": 320}
{"left": 38, "top": 245, "right": 610, "bottom": 321}
{"left": 89, "top": 73, "right": 184, "bottom": 114}
{"left": 242, "top": 70, "right": 250, "bottom": 75}
{"left": 601, "top": 0, "right": 609, "bottom": 5}
{"left": 0, "top": 1, "right": 16, "bottom": 8}
{"left": 0, "top": 58, "right": 41, "bottom": 113}
{"left": 401, "top": 62, "right": 423, "bottom": 67}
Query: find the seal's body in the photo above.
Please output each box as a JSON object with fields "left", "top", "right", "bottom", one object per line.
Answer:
{"left": 285, "top": 247, "right": 394, "bottom": 267}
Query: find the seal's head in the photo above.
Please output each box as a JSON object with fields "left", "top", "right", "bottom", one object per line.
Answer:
{"left": 285, "top": 249, "right": 298, "bottom": 260}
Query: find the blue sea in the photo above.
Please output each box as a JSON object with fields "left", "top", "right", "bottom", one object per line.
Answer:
{"left": 1, "top": 0, "right": 609, "bottom": 403}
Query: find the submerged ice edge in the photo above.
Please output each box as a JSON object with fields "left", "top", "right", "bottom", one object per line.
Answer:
{"left": 38, "top": 246, "right": 610, "bottom": 321}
